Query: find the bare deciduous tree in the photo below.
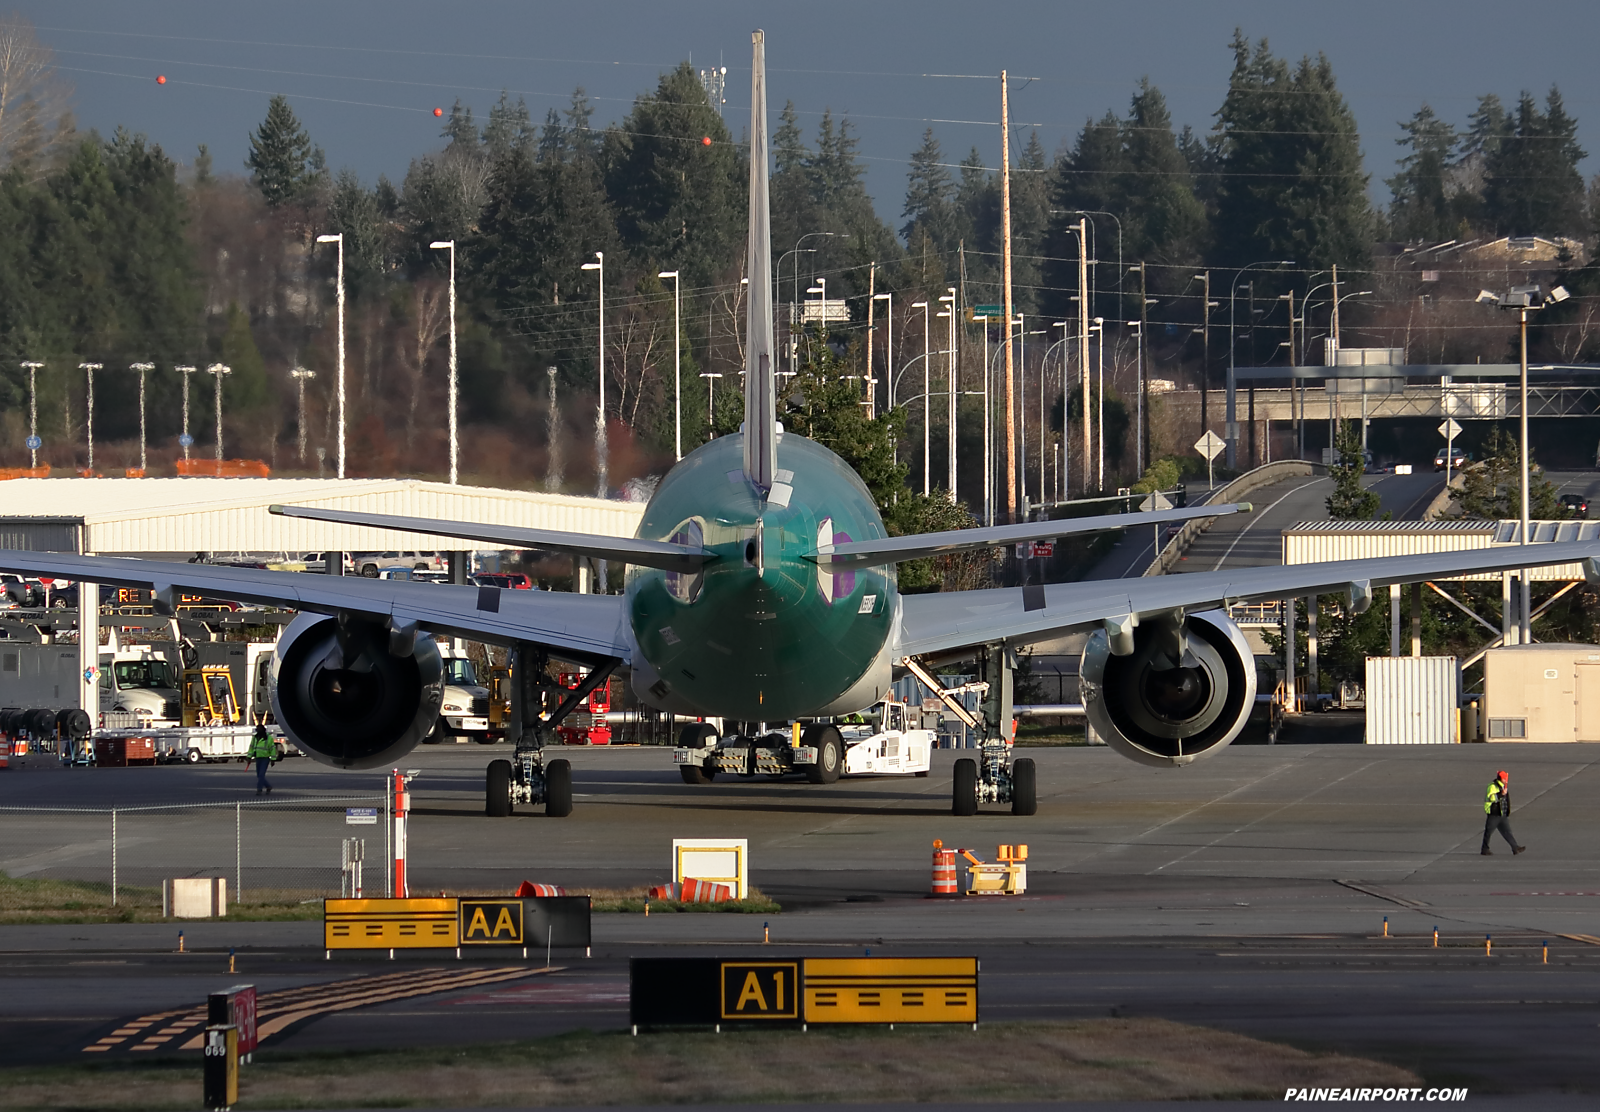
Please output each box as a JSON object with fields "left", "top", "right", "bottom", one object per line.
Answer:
{"left": 0, "top": 15, "right": 70, "bottom": 171}
{"left": 404, "top": 281, "right": 450, "bottom": 452}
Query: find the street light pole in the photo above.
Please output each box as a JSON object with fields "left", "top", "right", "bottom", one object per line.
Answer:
{"left": 659, "top": 270, "right": 682, "bottom": 460}
{"left": 78, "top": 362, "right": 101, "bottom": 472}
{"left": 429, "top": 240, "right": 459, "bottom": 484}
{"left": 934, "top": 286, "right": 947, "bottom": 499}
{"left": 315, "top": 233, "right": 346, "bottom": 478}
{"left": 127, "top": 362, "right": 153, "bottom": 473}
{"left": 1051, "top": 322, "right": 1070, "bottom": 500}
{"left": 872, "top": 291, "right": 892, "bottom": 422}
{"left": 205, "top": 363, "right": 231, "bottom": 461}
{"left": 1091, "top": 319, "right": 1104, "bottom": 490}
{"left": 175, "top": 365, "right": 196, "bottom": 460}
{"left": 20, "top": 361, "right": 42, "bottom": 468}
{"left": 581, "top": 252, "right": 606, "bottom": 497}
{"left": 290, "top": 367, "right": 317, "bottom": 462}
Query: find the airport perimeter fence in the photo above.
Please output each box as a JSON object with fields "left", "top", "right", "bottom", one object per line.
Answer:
{"left": 0, "top": 795, "right": 391, "bottom": 914}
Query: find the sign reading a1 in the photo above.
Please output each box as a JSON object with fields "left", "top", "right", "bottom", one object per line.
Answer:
{"left": 24, "top": 435, "right": 41, "bottom": 451}
{"left": 178, "top": 433, "right": 194, "bottom": 448}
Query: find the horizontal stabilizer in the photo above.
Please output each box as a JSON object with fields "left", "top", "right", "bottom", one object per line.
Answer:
{"left": 808, "top": 503, "right": 1249, "bottom": 570}
{"left": 267, "top": 505, "right": 715, "bottom": 574}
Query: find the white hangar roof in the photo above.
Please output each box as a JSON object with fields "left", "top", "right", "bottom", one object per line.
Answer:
{"left": 0, "top": 478, "right": 646, "bottom": 555}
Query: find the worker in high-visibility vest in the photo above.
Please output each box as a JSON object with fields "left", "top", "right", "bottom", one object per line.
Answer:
{"left": 246, "top": 724, "right": 277, "bottom": 796}
{"left": 1481, "top": 770, "right": 1525, "bottom": 856}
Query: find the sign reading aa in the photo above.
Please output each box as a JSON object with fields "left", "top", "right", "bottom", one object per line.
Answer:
{"left": 720, "top": 962, "right": 800, "bottom": 1020}
{"left": 461, "top": 899, "right": 524, "bottom": 944}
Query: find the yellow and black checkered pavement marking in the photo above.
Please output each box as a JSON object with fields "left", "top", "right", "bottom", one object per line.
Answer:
{"left": 83, "top": 965, "right": 555, "bottom": 1055}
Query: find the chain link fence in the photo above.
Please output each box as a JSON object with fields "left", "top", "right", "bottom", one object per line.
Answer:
{"left": 0, "top": 795, "right": 389, "bottom": 915}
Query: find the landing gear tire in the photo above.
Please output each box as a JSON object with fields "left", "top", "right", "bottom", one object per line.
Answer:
{"left": 545, "top": 758, "right": 572, "bottom": 817}
{"left": 676, "top": 723, "right": 719, "bottom": 786}
{"left": 952, "top": 758, "right": 978, "bottom": 816}
{"left": 486, "top": 759, "right": 512, "bottom": 817}
{"left": 802, "top": 724, "right": 843, "bottom": 784}
{"left": 1011, "top": 758, "right": 1037, "bottom": 816}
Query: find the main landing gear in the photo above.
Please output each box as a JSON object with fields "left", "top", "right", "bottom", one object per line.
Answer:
{"left": 933, "top": 643, "right": 1036, "bottom": 817}
{"left": 484, "top": 644, "right": 616, "bottom": 818}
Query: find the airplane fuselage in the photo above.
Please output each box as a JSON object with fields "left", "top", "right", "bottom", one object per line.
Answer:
{"left": 626, "top": 430, "right": 897, "bottom": 722}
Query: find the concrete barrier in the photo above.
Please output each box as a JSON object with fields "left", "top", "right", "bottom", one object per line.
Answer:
{"left": 1422, "top": 471, "right": 1466, "bottom": 520}
{"left": 1143, "top": 460, "right": 1318, "bottom": 576}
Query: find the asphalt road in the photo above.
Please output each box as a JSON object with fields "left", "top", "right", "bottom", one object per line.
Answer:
{"left": 5, "top": 742, "right": 1600, "bottom": 1096}
{"left": 1085, "top": 470, "right": 1446, "bottom": 581}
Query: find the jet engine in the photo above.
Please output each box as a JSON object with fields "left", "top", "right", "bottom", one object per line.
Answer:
{"left": 1080, "top": 609, "right": 1255, "bottom": 767}
{"left": 270, "top": 613, "right": 444, "bottom": 769}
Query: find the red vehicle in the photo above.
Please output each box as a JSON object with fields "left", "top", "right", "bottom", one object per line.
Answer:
{"left": 473, "top": 572, "right": 535, "bottom": 590}
{"left": 554, "top": 671, "right": 611, "bottom": 745}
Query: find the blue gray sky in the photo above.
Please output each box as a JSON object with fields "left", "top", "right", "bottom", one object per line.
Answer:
{"left": 22, "top": 1, "right": 1600, "bottom": 219}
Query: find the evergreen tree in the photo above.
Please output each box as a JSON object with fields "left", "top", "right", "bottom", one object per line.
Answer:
{"left": 902, "top": 129, "right": 955, "bottom": 252}
{"left": 481, "top": 91, "right": 533, "bottom": 160}
{"left": 1211, "top": 33, "right": 1371, "bottom": 271}
{"left": 326, "top": 169, "right": 389, "bottom": 296}
{"left": 1325, "top": 420, "right": 1380, "bottom": 519}
{"left": 564, "top": 87, "right": 599, "bottom": 162}
{"left": 217, "top": 300, "right": 272, "bottom": 416}
{"left": 1388, "top": 104, "right": 1457, "bottom": 242}
{"left": 244, "top": 95, "right": 324, "bottom": 207}
{"left": 1482, "top": 87, "right": 1587, "bottom": 237}
{"left": 1453, "top": 425, "right": 1566, "bottom": 519}
{"left": 1120, "top": 81, "right": 1206, "bottom": 265}
{"left": 603, "top": 62, "right": 743, "bottom": 290}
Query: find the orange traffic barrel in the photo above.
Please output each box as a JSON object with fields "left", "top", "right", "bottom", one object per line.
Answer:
{"left": 931, "top": 839, "right": 958, "bottom": 896}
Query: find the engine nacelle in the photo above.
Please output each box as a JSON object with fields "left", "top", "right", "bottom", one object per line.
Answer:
{"left": 270, "top": 613, "right": 444, "bottom": 769}
{"left": 1080, "top": 609, "right": 1255, "bottom": 767}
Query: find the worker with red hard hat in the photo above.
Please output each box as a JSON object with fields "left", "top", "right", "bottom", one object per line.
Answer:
{"left": 1481, "top": 770, "right": 1525, "bottom": 856}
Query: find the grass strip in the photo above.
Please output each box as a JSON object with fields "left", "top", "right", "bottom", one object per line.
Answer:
{"left": 0, "top": 873, "right": 780, "bottom": 923}
{"left": 0, "top": 1018, "right": 1422, "bottom": 1108}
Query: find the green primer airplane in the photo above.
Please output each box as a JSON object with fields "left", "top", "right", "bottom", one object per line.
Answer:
{"left": 3, "top": 31, "right": 1598, "bottom": 816}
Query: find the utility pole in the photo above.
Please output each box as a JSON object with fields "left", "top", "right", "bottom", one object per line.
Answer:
{"left": 864, "top": 262, "right": 877, "bottom": 419}
{"left": 658, "top": 269, "right": 682, "bottom": 459}
{"left": 944, "top": 286, "right": 957, "bottom": 500}
{"left": 872, "top": 286, "right": 891, "bottom": 423}
{"left": 205, "top": 364, "right": 232, "bottom": 460}
{"left": 291, "top": 367, "right": 317, "bottom": 462}
{"left": 1078, "top": 218, "right": 1091, "bottom": 488}
{"left": 176, "top": 365, "right": 197, "bottom": 460}
{"left": 1000, "top": 69, "right": 1016, "bottom": 520}
{"left": 1197, "top": 270, "right": 1211, "bottom": 445}
{"left": 1134, "top": 262, "right": 1149, "bottom": 473}
{"left": 127, "top": 362, "right": 153, "bottom": 473}
{"left": 20, "top": 361, "right": 42, "bottom": 469}
{"left": 78, "top": 362, "right": 102, "bottom": 471}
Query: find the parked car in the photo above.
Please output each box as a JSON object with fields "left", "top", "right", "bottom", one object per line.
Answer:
{"left": 1560, "top": 493, "right": 1589, "bottom": 518}
{"left": 377, "top": 567, "right": 450, "bottom": 583}
{"left": 0, "top": 573, "right": 43, "bottom": 607}
{"left": 353, "top": 551, "right": 444, "bottom": 578}
{"left": 472, "top": 572, "right": 535, "bottom": 590}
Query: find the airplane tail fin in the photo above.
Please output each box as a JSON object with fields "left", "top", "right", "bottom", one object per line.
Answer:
{"left": 742, "top": 29, "right": 777, "bottom": 493}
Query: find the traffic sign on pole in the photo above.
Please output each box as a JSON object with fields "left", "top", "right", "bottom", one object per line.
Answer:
{"left": 1140, "top": 492, "right": 1173, "bottom": 513}
{"left": 1194, "top": 431, "right": 1225, "bottom": 491}
{"left": 24, "top": 435, "right": 40, "bottom": 451}
{"left": 1437, "top": 419, "right": 1462, "bottom": 440}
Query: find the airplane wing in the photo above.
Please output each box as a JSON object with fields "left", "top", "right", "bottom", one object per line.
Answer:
{"left": 810, "top": 503, "right": 1249, "bottom": 570}
{"left": 899, "top": 541, "right": 1600, "bottom": 658}
{"left": 267, "top": 505, "right": 714, "bottom": 574}
{"left": 0, "top": 551, "right": 629, "bottom": 663}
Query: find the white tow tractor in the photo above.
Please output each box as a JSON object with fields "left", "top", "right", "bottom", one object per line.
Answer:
{"left": 673, "top": 697, "right": 934, "bottom": 784}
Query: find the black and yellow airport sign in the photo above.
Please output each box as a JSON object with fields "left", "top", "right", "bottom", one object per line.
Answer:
{"left": 629, "top": 956, "right": 979, "bottom": 1029}
{"left": 461, "top": 899, "right": 524, "bottom": 945}
{"left": 719, "top": 962, "right": 800, "bottom": 1021}
{"left": 802, "top": 957, "right": 978, "bottom": 1024}
{"left": 324, "top": 898, "right": 459, "bottom": 949}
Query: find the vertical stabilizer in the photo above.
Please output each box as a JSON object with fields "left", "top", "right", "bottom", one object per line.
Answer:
{"left": 743, "top": 29, "right": 777, "bottom": 493}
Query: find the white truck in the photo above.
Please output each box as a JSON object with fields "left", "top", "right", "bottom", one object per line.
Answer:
{"left": 673, "top": 697, "right": 933, "bottom": 784}
{"left": 427, "top": 645, "right": 492, "bottom": 743}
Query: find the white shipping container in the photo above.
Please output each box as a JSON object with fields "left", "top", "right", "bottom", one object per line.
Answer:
{"left": 1365, "top": 656, "right": 1459, "bottom": 744}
